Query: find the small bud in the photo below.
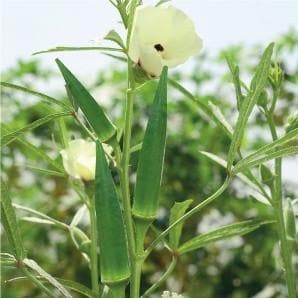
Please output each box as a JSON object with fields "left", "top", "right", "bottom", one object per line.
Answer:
{"left": 268, "top": 63, "right": 283, "bottom": 91}
{"left": 260, "top": 164, "right": 274, "bottom": 187}
{"left": 285, "top": 112, "right": 298, "bottom": 133}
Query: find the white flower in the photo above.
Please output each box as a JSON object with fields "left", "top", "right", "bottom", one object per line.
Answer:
{"left": 60, "top": 139, "right": 112, "bottom": 181}
{"left": 128, "top": 5, "right": 203, "bottom": 78}
{"left": 161, "top": 291, "right": 184, "bottom": 298}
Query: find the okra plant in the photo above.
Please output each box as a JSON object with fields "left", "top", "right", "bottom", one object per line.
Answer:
{"left": 1, "top": 1, "right": 297, "bottom": 298}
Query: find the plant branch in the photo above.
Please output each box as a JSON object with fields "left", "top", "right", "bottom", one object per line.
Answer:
{"left": 265, "top": 103, "right": 296, "bottom": 297}
{"left": 144, "top": 177, "right": 231, "bottom": 259}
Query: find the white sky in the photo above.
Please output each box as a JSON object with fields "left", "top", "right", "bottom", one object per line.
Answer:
{"left": 1, "top": 0, "right": 298, "bottom": 74}
{"left": 1, "top": 0, "right": 298, "bottom": 183}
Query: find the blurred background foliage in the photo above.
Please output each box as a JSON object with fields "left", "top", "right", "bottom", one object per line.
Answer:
{"left": 1, "top": 28, "right": 298, "bottom": 298}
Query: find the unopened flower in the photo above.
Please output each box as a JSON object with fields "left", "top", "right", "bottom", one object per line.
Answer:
{"left": 60, "top": 139, "right": 112, "bottom": 181}
{"left": 129, "top": 5, "right": 203, "bottom": 78}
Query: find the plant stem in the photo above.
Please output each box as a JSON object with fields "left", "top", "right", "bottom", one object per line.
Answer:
{"left": 121, "top": 83, "right": 137, "bottom": 297}
{"left": 266, "top": 111, "right": 296, "bottom": 297}
{"left": 142, "top": 257, "right": 177, "bottom": 297}
{"left": 21, "top": 268, "right": 55, "bottom": 298}
{"left": 121, "top": 2, "right": 139, "bottom": 297}
{"left": 144, "top": 176, "right": 231, "bottom": 259}
{"left": 89, "top": 196, "right": 101, "bottom": 297}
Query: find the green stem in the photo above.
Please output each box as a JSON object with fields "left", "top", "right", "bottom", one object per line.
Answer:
{"left": 144, "top": 177, "right": 231, "bottom": 259}
{"left": 121, "top": 84, "right": 137, "bottom": 297}
{"left": 21, "top": 268, "right": 55, "bottom": 298}
{"left": 266, "top": 111, "right": 296, "bottom": 297}
{"left": 121, "top": 2, "right": 139, "bottom": 297}
{"left": 142, "top": 257, "right": 177, "bottom": 297}
{"left": 109, "top": 283, "right": 126, "bottom": 298}
{"left": 89, "top": 196, "right": 101, "bottom": 297}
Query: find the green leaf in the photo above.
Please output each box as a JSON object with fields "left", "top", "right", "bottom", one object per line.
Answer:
{"left": 227, "top": 43, "right": 274, "bottom": 169}
{"left": 133, "top": 66, "right": 168, "bottom": 220}
{"left": 33, "top": 46, "right": 123, "bottom": 55}
{"left": 56, "top": 59, "right": 117, "bottom": 142}
{"left": 95, "top": 141, "right": 130, "bottom": 285}
{"left": 208, "top": 101, "right": 233, "bottom": 138}
{"left": 199, "top": 151, "right": 270, "bottom": 205}
{"left": 1, "top": 112, "right": 70, "bottom": 147}
{"left": 23, "top": 258, "right": 72, "bottom": 298}
{"left": 1, "top": 124, "right": 63, "bottom": 172}
{"left": 178, "top": 219, "right": 274, "bottom": 255}
{"left": 233, "top": 146, "right": 298, "bottom": 174}
{"left": 13, "top": 203, "right": 68, "bottom": 231}
{"left": 0, "top": 182, "right": 25, "bottom": 259}
{"left": 234, "top": 128, "right": 298, "bottom": 171}
{"left": 169, "top": 199, "right": 193, "bottom": 249}
{"left": 18, "top": 165, "right": 65, "bottom": 177}
{"left": 104, "top": 30, "right": 125, "bottom": 49}
{"left": 169, "top": 79, "right": 233, "bottom": 139}
{"left": 156, "top": 0, "right": 171, "bottom": 6}
{"left": 225, "top": 55, "right": 243, "bottom": 110}
{"left": 0, "top": 82, "right": 71, "bottom": 110}
{"left": 1, "top": 253, "right": 17, "bottom": 266}
{"left": 5, "top": 276, "right": 94, "bottom": 298}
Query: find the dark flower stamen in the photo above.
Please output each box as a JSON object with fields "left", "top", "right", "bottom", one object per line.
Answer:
{"left": 154, "top": 44, "right": 164, "bottom": 52}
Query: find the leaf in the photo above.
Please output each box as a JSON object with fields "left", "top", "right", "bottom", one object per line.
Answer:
{"left": 234, "top": 128, "right": 298, "bottom": 171}
{"left": 208, "top": 101, "right": 233, "bottom": 138}
{"left": 130, "top": 142, "right": 142, "bottom": 153}
{"left": 20, "top": 217, "right": 56, "bottom": 225}
{"left": 225, "top": 55, "right": 243, "bottom": 110}
{"left": 233, "top": 146, "right": 298, "bottom": 174}
{"left": 227, "top": 43, "right": 274, "bottom": 169}
{"left": 178, "top": 219, "right": 274, "bottom": 255}
{"left": 95, "top": 141, "right": 130, "bottom": 284}
{"left": 1, "top": 112, "right": 70, "bottom": 147}
{"left": 1, "top": 253, "right": 16, "bottom": 266}
{"left": 13, "top": 203, "right": 68, "bottom": 230}
{"left": 56, "top": 59, "right": 117, "bottom": 142}
{"left": 103, "top": 52, "right": 128, "bottom": 62}
{"left": 0, "top": 182, "right": 25, "bottom": 259}
{"left": 104, "top": 30, "right": 125, "bottom": 49}
{"left": 1, "top": 124, "right": 64, "bottom": 172}
{"left": 156, "top": 0, "right": 171, "bottom": 6}
{"left": 23, "top": 258, "right": 72, "bottom": 298}
{"left": 169, "top": 79, "right": 233, "bottom": 139}
{"left": 0, "top": 82, "right": 71, "bottom": 110}
{"left": 199, "top": 151, "right": 270, "bottom": 205}
{"left": 169, "top": 199, "right": 193, "bottom": 249}
{"left": 133, "top": 66, "right": 168, "bottom": 220}
{"left": 19, "top": 165, "right": 65, "bottom": 177}
{"left": 33, "top": 46, "right": 123, "bottom": 55}
{"left": 5, "top": 276, "right": 94, "bottom": 298}
{"left": 70, "top": 205, "right": 88, "bottom": 227}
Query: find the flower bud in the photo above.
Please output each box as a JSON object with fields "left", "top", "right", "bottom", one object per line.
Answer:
{"left": 129, "top": 5, "right": 203, "bottom": 78}
{"left": 268, "top": 63, "right": 283, "bottom": 91}
{"left": 60, "top": 139, "right": 112, "bottom": 181}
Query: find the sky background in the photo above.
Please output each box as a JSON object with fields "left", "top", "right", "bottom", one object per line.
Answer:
{"left": 2, "top": 0, "right": 298, "bottom": 74}
{"left": 1, "top": 0, "right": 298, "bottom": 182}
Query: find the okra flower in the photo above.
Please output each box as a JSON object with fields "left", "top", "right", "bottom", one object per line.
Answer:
{"left": 60, "top": 139, "right": 112, "bottom": 181}
{"left": 128, "top": 5, "right": 203, "bottom": 77}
